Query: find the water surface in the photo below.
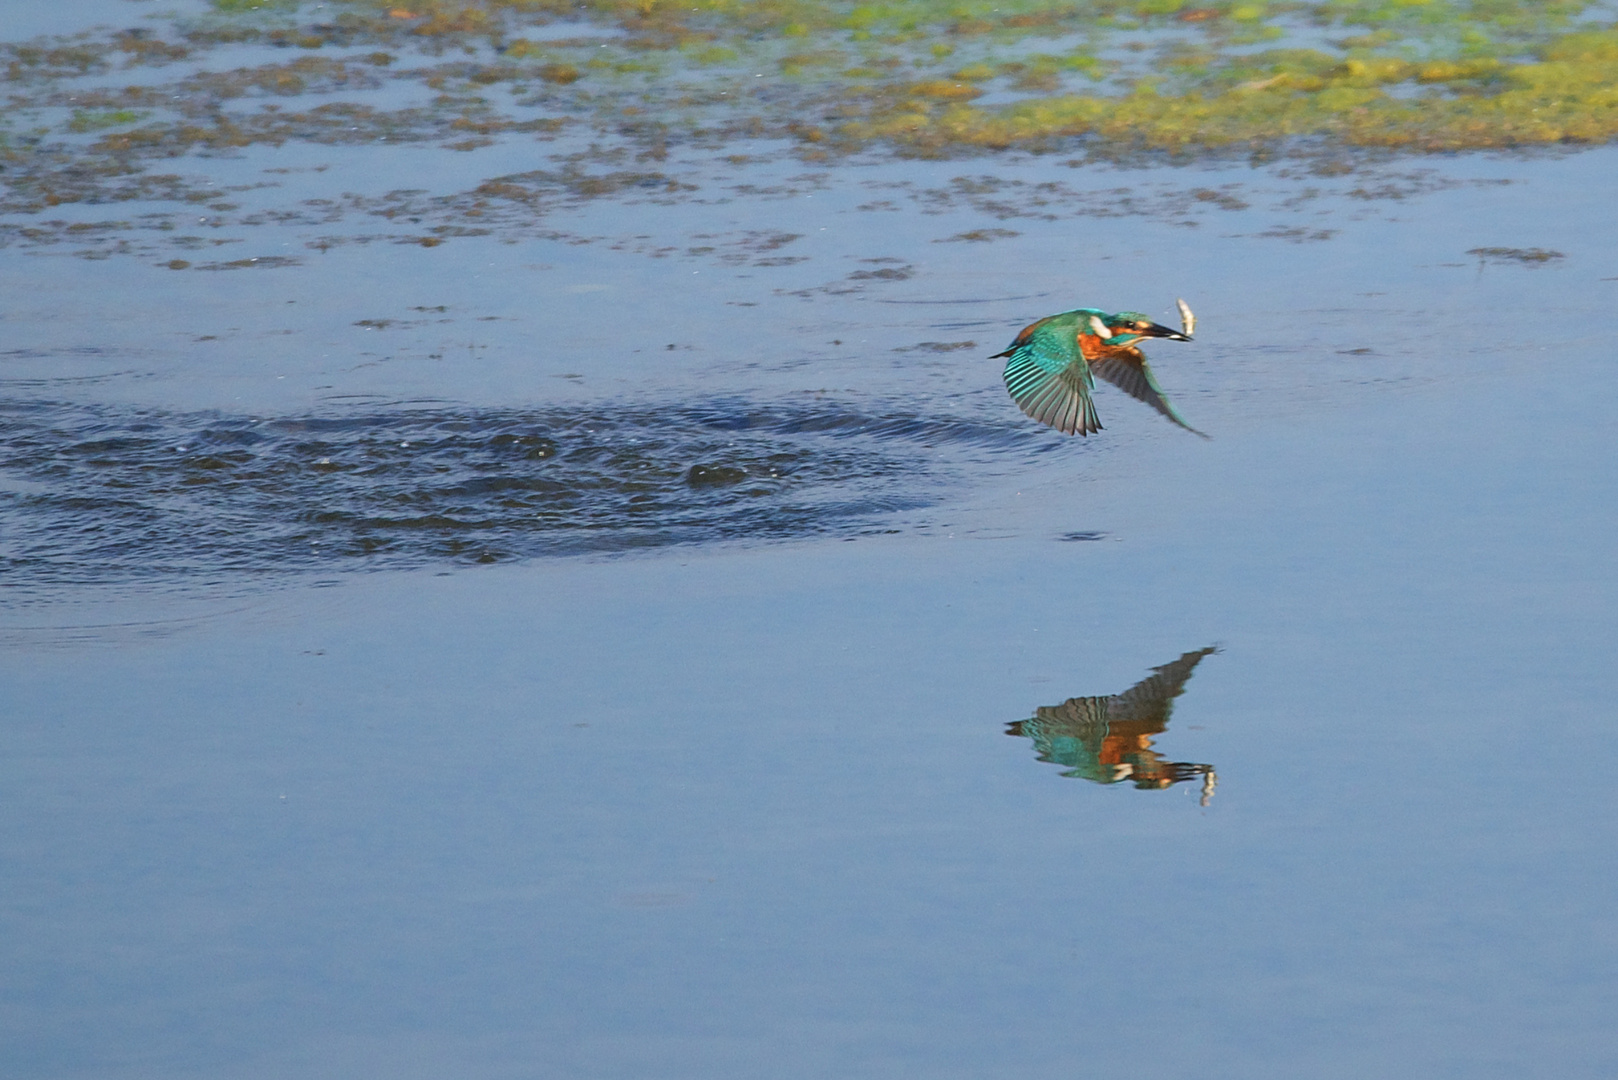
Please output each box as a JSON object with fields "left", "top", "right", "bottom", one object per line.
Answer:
{"left": 4, "top": 6, "right": 1618, "bottom": 1079}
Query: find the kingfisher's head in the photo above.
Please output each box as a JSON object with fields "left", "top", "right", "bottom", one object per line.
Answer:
{"left": 1100, "top": 311, "right": 1191, "bottom": 344}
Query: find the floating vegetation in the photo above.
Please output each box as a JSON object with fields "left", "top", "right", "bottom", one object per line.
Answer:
{"left": 0, "top": 3, "right": 1613, "bottom": 261}
{"left": 3, "top": 5, "right": 1616, "bottom": 159}
{"left": 158, "top": 2, "right": 1618, "bottom": 155}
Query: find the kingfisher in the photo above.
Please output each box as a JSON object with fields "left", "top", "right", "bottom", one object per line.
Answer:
{"left": 991, "top": 299, "right": 1204, "bottom": 437}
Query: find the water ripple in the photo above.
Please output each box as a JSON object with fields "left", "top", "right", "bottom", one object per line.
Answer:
{"left": 0, "top": 395, "right": 1059, "bottom": 584}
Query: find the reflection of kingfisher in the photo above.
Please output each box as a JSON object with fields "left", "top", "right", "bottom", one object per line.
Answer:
{"left": 1007, "top": 647, "right": 1218, "bottom": 803}
{"left": 990, "top": 301, "right": 1203, "bottom": 437}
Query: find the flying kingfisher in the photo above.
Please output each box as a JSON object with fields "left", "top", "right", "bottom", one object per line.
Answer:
{"left": 991, "top": 299, "right": 1204, "bottom": 437}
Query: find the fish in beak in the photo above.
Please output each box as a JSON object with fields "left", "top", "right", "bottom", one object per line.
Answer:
{"left": 1175, "top": 297, "right": 1196, "bottom": 339}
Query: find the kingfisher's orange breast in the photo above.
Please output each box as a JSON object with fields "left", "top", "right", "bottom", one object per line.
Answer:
{"left": 1076, "top": 333, "right": 1143, "bottom": 363}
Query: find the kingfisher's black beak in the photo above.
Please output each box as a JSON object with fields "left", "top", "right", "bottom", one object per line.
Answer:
{"left": 1139, "top": 321, "right": 1191, "bottom": 341}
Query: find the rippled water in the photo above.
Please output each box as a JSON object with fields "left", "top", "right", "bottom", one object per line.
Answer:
{"left": 0, "top": 395, "right": 1054, "bottom": 583}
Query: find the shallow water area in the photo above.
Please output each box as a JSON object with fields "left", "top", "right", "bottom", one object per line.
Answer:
{"left": 5, "top": 3, "right": 1618, "bottom": 1077}
{"left": 1, "top": 0, "right": 215, "bottom": 42}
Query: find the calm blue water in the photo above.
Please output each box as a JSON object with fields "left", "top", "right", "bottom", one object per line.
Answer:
{"left": 4, "top": 8, "right": 1618, "bottom": 1076}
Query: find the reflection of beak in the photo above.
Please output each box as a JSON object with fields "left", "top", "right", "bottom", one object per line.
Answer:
{"left": 1138, "top": 321, "right": 1191, "bottom": 342}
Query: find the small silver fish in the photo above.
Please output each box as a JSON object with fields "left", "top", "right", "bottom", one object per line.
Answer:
{"left": 1086, "top": 314, "right": 1112, "bottom": 340}
{"left": 1175, "top": 297, "right": 1196, "bottom": 339}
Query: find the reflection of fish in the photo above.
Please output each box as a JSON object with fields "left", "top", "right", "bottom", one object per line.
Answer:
{"left": 1007, "top": 647, "right": 1218, "bottom": 796}
{"left": 991, "top": 307, "right": 1203, "bottom": 437}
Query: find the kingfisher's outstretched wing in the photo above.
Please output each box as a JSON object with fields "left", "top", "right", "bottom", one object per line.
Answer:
{"left": 994, "top": 318, "right": 1102, "bottom": 436}
{"left": 1089, "top": 349, "right": 1208, "bottom": 439}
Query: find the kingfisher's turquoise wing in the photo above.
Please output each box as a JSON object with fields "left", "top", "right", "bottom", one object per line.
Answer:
{"left": 1089, "top": 351, "right": 1208, "bottom": 439}
{"left": 1000, "top": 323, "right": 1102, "bottom": 436}
{"left": 1007, "top": 696, "right": 1116, "bottom": 784}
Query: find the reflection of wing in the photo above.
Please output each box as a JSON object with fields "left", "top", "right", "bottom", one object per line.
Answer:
{"left": 1000, "top": 321, "right": 1102, "bottom": 436}
{"left": 1030, "top": 695, "right": 1109, "bottom": 728}
{"left": 1089, "top": 350, "right": 1208, "bottom": 439}
{"left": 1106, "top": 646, "right": 1218, "bottom": 725}
{"left": 1006, "top": 647, "right": 1219, "bottom": 790}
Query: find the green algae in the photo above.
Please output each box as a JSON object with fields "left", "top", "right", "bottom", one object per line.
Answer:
{"left": 2, "top": 1, "right": 1615, "bottom": 262}
{"left": 66, "top": 109, "right": 147, "bottom": 133}
{"left": 10, "top": 2, "right": 1618, "bottom": 159}
{"left": 353, "top": 2, "right": 1617, "bottom": 153}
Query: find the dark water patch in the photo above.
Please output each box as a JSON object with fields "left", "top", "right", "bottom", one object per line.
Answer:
{"left": 1467, "top": 246, "right": 1566, "bottom": 265}
{"left": 0, "top": 395, "right": 1055, "bottom": 585}
{"left": 847, "top": 265, "right": 914, "bottom": 281}
{"left": 935, "top": 228, "right": 1020, "bottom": 243}
{"left": 1254, "top": 225, "right": 1339, "bottom": 243}
{"left": 896, "top": 341, "right": 978, "bottom": 353}
{"left": 193, "top": 253, "right": 303, "bottom": 270}
{"left": 876, "top": 293, "right": 1051, "bottom": 305}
